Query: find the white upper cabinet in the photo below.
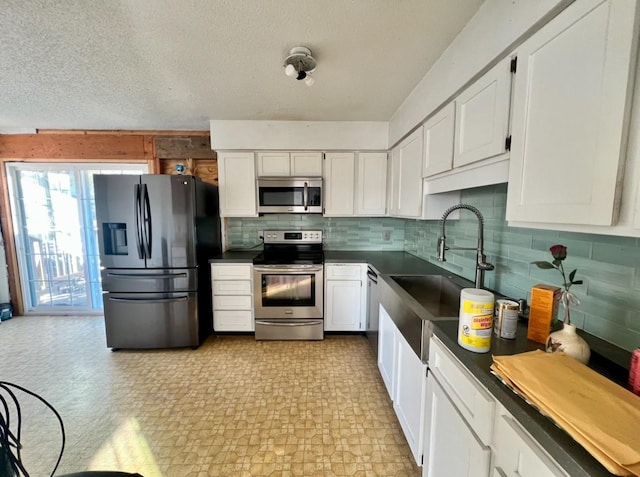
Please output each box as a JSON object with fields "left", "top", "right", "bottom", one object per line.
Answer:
{"left": 324, "top": 152, "right": 387, "bottom": 217}
{"left": 506, "top": 0, "right": 639, "bottom": 226}
{"left": 356, "top": 152, "right": 387, "bottom": 216}
{"left": 256, "top": 151, "right": 322, "bottom": 177}
{"left": 453, "top": 56, "right": 512, "bottom": 168}
{"left": 389, "top": 127, "right": 424, "bottom": 218}
{"left": 423, "top": 102, "right": 455, "bottom": 177}
{"left": 256, "top": 152, "right": 290, "bottom": 176}
{"left": 217, "top": 152, "right": 257, "bottom": 217}
{"left": 290, "top": 152, "right": 323, "bottom": 176}
{"left": 324, "top": 152, "right": 356, "bottom": 216}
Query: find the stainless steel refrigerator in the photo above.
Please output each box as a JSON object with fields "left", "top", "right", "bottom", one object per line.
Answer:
{"left": 94, "top": 174, "right": 221, "bottom": 349}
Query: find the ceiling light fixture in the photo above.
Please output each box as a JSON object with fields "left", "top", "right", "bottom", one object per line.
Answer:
{"left": 283, "top": 46, "right": 316, "bottom": 86}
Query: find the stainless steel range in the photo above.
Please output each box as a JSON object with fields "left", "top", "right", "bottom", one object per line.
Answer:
{"left": 253, "top": 230, "right": 324, "bottom": 340}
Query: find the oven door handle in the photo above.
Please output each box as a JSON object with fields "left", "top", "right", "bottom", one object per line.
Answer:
{"left": 256, "top": 320, "right": 323, "bottom": 327}
{"left": 254, "top": 265, "right": 323, "bottom": 273}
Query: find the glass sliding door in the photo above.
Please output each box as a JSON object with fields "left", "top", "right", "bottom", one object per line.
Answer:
{"left": 6, "top": 163, "right": 147, "bottom": 313}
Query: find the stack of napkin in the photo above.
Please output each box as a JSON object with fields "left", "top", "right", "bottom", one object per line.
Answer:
{"left": 491, "top": 350, "right": 640, "bottom": 476}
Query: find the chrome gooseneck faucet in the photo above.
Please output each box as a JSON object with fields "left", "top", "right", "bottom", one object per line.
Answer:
{"left": 437, "top": 204, "right": 494, "bottom": 289}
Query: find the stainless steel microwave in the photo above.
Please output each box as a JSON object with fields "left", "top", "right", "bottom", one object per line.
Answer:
{"left": 257, "top": 177, "right": 322, "bottom": 214}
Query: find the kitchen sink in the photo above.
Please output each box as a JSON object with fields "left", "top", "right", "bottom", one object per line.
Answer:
{"left": 379, "top": 273, "right": 475, "bottom": 362}
{"left": 388, "top": 275, "right": 464, "bottom": 318}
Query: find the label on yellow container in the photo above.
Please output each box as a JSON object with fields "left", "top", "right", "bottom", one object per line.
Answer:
{"left": 458, "top": 289, "right": 494, "bottom": 353}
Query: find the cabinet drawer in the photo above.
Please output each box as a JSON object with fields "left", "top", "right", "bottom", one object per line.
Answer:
{"left": 213, "top": 295, "right": 252, "bottom": 310}
{"left": 212, "top": 280, "right": 252, "bottom": 295}
{"left": 213, "top": 310, "right": 254, "bottom": 332}
{"left": 325, "top": 264, "right": 363, "bottom": 280}
{"left": 211, "top": 264, "right": 252, "bottom": 280}
{"left": 493, "top": 408, "right": 567, "bottom": 477}
{"left": 429, "top": 336, "right": 495, "bottom": 444}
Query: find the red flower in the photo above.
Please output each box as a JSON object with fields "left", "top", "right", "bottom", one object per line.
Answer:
{"left": 549, "top": 245, "right": 567, "bottom": 261}
{"left": 531, "top": 244, "right": 583, "bottom": 324}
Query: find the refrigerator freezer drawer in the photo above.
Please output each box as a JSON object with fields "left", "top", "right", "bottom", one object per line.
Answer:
{"left": 101, "top": 268, "right": 197, "bottom": 293}
{"left": 103, "top": 291, "right": 199, "bottom": 349}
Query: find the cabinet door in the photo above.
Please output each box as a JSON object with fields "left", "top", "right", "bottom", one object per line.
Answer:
{"left": 388, "top": 146, "right": 401, "bottom": 216}
{"left": 256, "top": 152, "right": 290, "bottom": 176}
{"left": 217, "top": 152, "right": 257, "bottom": 217}
{"left": 453, "top": 56, "right": 511, "bottom": 168}
{"left": 290, "top": 152, "right": 323, "bottom": 176}
{"left": 393, "top": 127, "right": 424, "bottom": 218}
{"left": 423, "top": 102, "right": 455, "bottom": 177}
{"left": 506, "top": 0, "right": 638, "bottom": 225}
{"left": 422, "top": 375, "right": 491, "bottom": 477}
{"left": 324, "top": 280, "right": 363, "bottom": 331}
{"left": 493, "top": 411, "right": 567, "bottom": 477}
{"left": 324, "top": 152, "right": 356, "bottom": 216}
{"left": 429, "top": 337, "right": 495, "bottom": 444}
{"left": 378, "top": 305, "right": 398, "bottom": 401}
{"left": 356, "top": 152, "right": 387, "bottom": 216}
{"left": 395, "top": 333, "right": 427, "bottom": 466}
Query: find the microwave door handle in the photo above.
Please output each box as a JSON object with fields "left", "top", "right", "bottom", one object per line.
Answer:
{"left": 303, "top": 182, "right": 308, "bottom": 211}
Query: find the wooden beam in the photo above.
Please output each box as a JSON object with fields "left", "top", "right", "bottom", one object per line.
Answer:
{"left": 0, "top": 134, "right": 152, "bottom": 160}
{"left": 144, "top": 135, "right": 159, "bottom": 173}
{"left": 0, "top": 160, "right": 24, "bottom": 315}
{"left": 155, "top": 136, "right": 215, "bottom": 159}
{"left": 36, "top": 129, "right": 210, "bottom": 136}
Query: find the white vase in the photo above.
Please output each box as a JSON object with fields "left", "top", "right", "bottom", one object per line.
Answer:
{"left": 546, "top": 323, "right": 591, "bottom": 364}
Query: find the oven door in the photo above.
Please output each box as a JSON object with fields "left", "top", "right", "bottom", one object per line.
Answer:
{"left": 253, "top": 265, "right": 323, "bottom": 319}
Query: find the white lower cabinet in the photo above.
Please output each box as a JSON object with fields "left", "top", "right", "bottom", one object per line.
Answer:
{"left": 211, "top": 263, "right": 254, "bottom": 332}
{"left": 395, "top": 331, "right": 427, "bottom": 466}
{"left": 324, "top": 264, "right": 366, "bottom": 331}
{"left": 423, "top": 374, "right": 491, "bottom": 477}
{"left": 378, "top": 305, "right": 398, "bottom": 400}
{"left": 423, "top": 336, "right": 494, "bottom": 476}
{"left": 492, "top": 404, "right": 568, "bottom": 477}
{"left": 421, "top": 336, "right": 568, "bottom": 477}
{"left": 378, "top": 304, "right": 427, "bottom": 466}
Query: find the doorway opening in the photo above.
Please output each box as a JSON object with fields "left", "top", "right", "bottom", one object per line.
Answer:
{"left": 6, "top": 163, "right": 148, "bottom": 313}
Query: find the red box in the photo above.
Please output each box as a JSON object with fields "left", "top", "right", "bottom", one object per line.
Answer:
{"left": 630, "top": 349, "right": 640, "bottom": 396}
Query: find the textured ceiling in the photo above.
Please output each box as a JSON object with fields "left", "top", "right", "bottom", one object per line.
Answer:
{"left": 0, "top": 0, "right": 484, "bottom": 131}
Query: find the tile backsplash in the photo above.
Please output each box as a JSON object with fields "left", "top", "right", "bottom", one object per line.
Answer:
{"left": 226, "top": 186, "right": 640, "bottom": 351}
{"left": 405, "top": 183, "right": 640, "bottom": 352}
{"left": 226, "top": 216, "right": 405, "bottom": 251}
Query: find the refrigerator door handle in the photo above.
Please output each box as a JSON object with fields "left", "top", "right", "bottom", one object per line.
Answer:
{"left": 107, "top": 296, "right": 189, "bottom": 303}
{"left": 134, "top": 184, "right": 145, "bottom": 259}
{"left": 106, "top": 272, "right": 188, "bottom": 279}
{"left": 142, "top": 184, "right": 152, "bottom": 258}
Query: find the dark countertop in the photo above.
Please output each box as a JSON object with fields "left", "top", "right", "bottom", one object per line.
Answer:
{"left": 432, "top": 320, "right": 621, "bottom": 477}
{"left": 211, "top": 250, "right": 450, "bottom": 274}
{"left": 209, "top": 251, "right": 259, "bottom": 263}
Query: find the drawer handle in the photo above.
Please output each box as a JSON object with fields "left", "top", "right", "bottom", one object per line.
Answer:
{"left": 256, "top": 320, "right": 323, "bottom": 327}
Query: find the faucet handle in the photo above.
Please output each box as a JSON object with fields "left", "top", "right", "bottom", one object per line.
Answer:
{"left": 437, "top": 236, "right": 447, "bottom": 262}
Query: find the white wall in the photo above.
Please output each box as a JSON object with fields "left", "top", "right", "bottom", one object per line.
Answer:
{"left": 388, "top": 0, "right": 572, "bottom": 146}
{"left": 210, "top": 120, "right": 389, "bottom": 150}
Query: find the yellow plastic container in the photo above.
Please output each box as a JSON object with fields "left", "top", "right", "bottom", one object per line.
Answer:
{"left": 458, "top": 288, "right": 495, "bottom": 353}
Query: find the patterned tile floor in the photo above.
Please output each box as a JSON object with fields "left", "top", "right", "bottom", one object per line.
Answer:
{"left": 0, "top": 315, "right": 420, "bottom": 477}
